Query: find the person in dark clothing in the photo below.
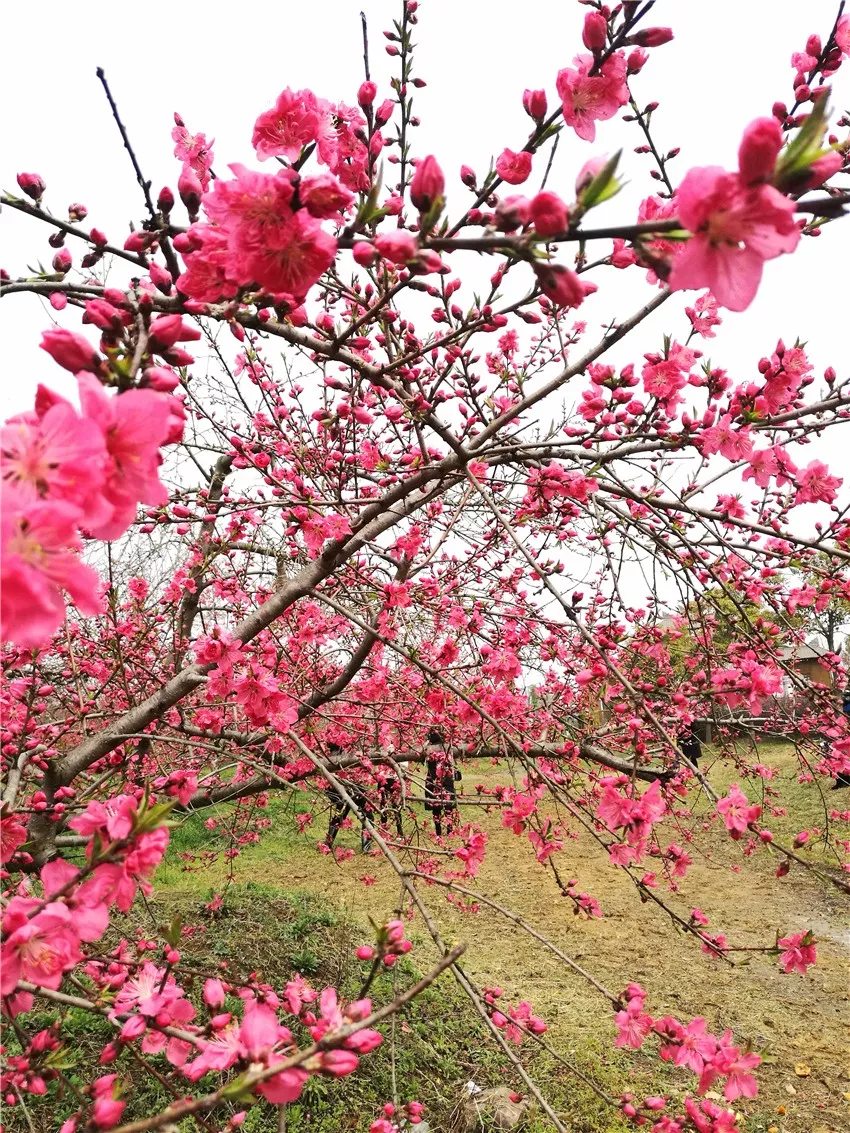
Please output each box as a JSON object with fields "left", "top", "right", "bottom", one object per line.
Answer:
{"left": 324, "top": 743, "right": 376, "bottom": 851}
{"left": 424, "top": 728, "right": 460, "bottom": 836}
{"left": 376, "top": 767, "right": 405, "bottom": 838}
{"left": 833, "top": 687, "right": 850, "bottom": 789}
{"left": 679, "top": 721, "right": 702, "bottom": 767}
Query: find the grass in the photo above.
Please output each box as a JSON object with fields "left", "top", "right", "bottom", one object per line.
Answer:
{"left": 154, "top": 742, "right": 849, "bottom": 1132}
{"left": 4, "top": 882, "right": 639, "bottom": 1133}
{"left": 5, "top": 743, "right": 848, "bottom": 1133}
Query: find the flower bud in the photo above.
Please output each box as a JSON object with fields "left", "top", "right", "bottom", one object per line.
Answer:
{"left": 582, "top": 11, "right": 608, "bottom": 50}
{"left": 16, "top": 172, "right": 45, "bottom": 202}
{"left": 797, "top": 148, "right": 844, "bottom": 190}
{"left": 203, "top": 978, "right": 226, "bottom": 1008}
{"left": 630, "top": 27, "right": 674, "bottom": 47}
{"left": 358, "top": 80, "right": 377, "bottom": 109}
{"left": 149, "top": 314, "right": 202, "bottom": 350}
{"left": 353, "top": 241, "right": 377, "bottom": 266}
{"left": 374, "top": 230, "right": 418, "bottom": 264}
{"left": 52, "top": 247, "right": 72, "bottom": 274}
{"left": 149, "top": 262, "right": 173, "bottom": 295}
{"left": 375, "top": 99, "right": 395, "bottom": 127}
{"left": 40, "top": 328, "right": 102, "bottom": 373}
{"left": 157, "top": 186, "right": 175, "bottom": 215}
{"left": 68, "top": 202, "right": 88, "bottom": 222}
{"left": 410, "top": 154, "right": 445, "bottom": 213}
{"left": 119, "top": 1015, "right": 147, "bottom": 1041}
{"left": 626, "top": 48, "right": 648, "bottom": 73}
{"left": 460, "top": 164, "right": 476, "bottom": 187}
{"left": 522, "top": 88, "right": 548, "bottom": 122}
{"left": 738, "top": 117, "right": 783, "bottom": 185}
{"left": 534, "top": 263, "right": 598, "bottom": 308}
{"left": 529, "top": 190, "right": 568, "bottom": 236}
{"left": 178, "top": 168, "right": 203, "bottom": 218}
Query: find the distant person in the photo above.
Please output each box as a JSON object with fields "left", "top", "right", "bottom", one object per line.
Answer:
{"left": 376, "top": 765, "right": 405, "bottom": 838}
{"left": 679, "top": 721, "right": 702, "bottom": 767}
{"left": 424, "top": 728, "right": 460, "bottom": 836}
{"left": 324, "top": 742, "right": 376, "bottom": 851}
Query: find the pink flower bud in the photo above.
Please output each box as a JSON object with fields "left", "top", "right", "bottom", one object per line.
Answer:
{"left": 582, "top": 11, "right": 608, "bottom": 51}
{"left": 495, "top": 148, "right": 533, "bottom": 185}
{"left": 16, "top": 172, "right": 46, "bottom": 201}
{"left": 737, "top": 117, "right": 783, "bottom": 185}
{"left": 534, "top": 263, "right": 597, "bottom": 308}
{"left": 203, "top": 978, "right": 227, "bottom": 1008}
{"left": 375, "top": 99, "right": 395, "bottom": 127}
{"left": 793, "top": 830, "right": 809, "bottom": 848}
{"left": 149, "top": 262, "right": 173, "bottom": 295}
{"left": 358, "top": 80, "right": 377, "bottom": 109}
{"left": 356, "top": 945, "right": 375, "bottom": 961}
{"left": 410, "top": 154, "right": 445, "bottom": 213}
{"left": 374, "top": 230, "right": 418, "bottom": 264}
{"left": 157, "top": 186, "right": 175, "bottom": 214}
{"left": 321, "top": 1049, "right": 360, "bottom": 1077}
{"left": 529, "top": 191, "right": 569, "bottom": 237}
{"left": 90, "top": 228, "right": 108, "bottom": 247}
{"left": 92, "top": 1097, "right": 126, "bottom": 1129}
{"left": 800, "top": 148, "right": 844, "bottom": 189}
{"left": 178, "top": 168, "right": 203, "bottom": 217}
{"left": 630, "top": 27, "right": 674, "bottom": 48}
{"left": 353, "top": 241, "right": 377, "bottom": 266}
{"left": 52, "top": 247, "right": 72, "bottom": 274}
{"left": 460, "top": 164, "right": 476, "bottom": 187}
{"left": 68, "top": 202, "right": 88, "bottom": 222}
{"left": 119, "top": 1015, "right": 147, "bottom": 1041}
{"left": 149, "top": 314, "right": 201, "bottom": 349}
{"left": 522, "top": 88, "right": 548, "bottom": 122}
{"left": 627, "top": 48, "right": 648, "bottom": 74}
{"left": 385, "top": 919, "right": 405, "bottom": 942}
{"left": 83, "top": 299, "right": 125, "bottom": 332}
{"left": 40, "top": 328, "right": 102, "bottom": 373}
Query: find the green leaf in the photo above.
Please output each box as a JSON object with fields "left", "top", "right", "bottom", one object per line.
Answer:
{"left": 577, "top": 150, "right": 623, "bottom": 211}
{"left": 775, "top": 98, "right": 831, "bottom": 186}
{"left": 163, "top": 913, "right": 183, "bottom": 948}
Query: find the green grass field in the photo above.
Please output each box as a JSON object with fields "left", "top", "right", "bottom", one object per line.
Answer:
{"left": 6, "top": 744, "right": 848, "bottom": 1133}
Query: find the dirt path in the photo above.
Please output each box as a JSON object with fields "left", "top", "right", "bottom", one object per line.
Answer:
{"left": 172, "top": 753, "right": 850, "bottom": 1133}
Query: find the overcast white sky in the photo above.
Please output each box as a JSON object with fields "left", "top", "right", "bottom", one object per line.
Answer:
{"left": 3, "top": 0, "right": 848, "bottom": 401}
{"left": 1, "top": 0, "right": 848, "bottom": 611}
